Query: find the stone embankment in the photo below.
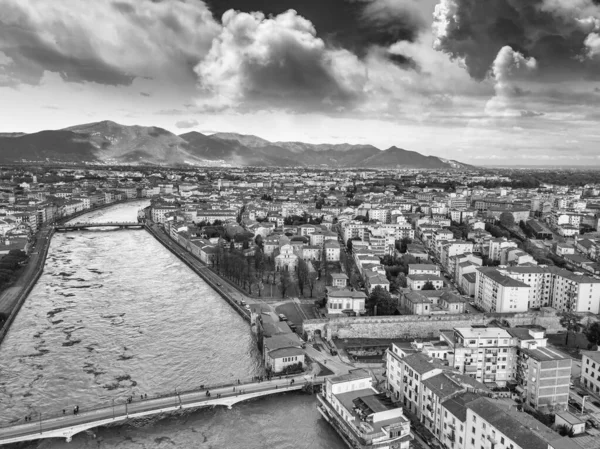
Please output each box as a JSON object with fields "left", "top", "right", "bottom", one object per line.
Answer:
{"left": 303, "top": 309, "right": 571, "bottom": 340}
{"left": 144, "top": 223, "right": 251, "bottom": 323}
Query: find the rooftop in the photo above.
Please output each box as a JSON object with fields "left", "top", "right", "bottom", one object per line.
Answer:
{"left": 477, "top": 267, "right": 530, "bottom": 288}
{"left": 468, "top": 397, "right": 558, "bottom": 449}
{"left": 403, "top": 353, "right": 449, "bottom": 375}
{"left": 520, "top": 346, "right": 570, "bottom": 362}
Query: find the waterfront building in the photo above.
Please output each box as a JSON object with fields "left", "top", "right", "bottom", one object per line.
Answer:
{"left": 318, "top": 370, "right": 413, "bottom": 449}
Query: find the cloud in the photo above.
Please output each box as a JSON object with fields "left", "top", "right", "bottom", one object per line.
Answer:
{"left": 0, "top": 51, "right": 12, "bottom": 66}
{"left": 194, "top": 9, "right": 368, "bottom": 112}
{"left": 432, "top": 0, "right": 600, "bottom": 81}
{"left": 355, "top": 0, "right": 429, "bottom": 54}
{"left": 203, "top": 0, "right": 432, "bottom": 58}
{"left": 485, "top": 46, "right": 537, "bottom": 117}
{"left": 175, "top": 119, "right": 199, "bottom": 129}
{"left": 0, "top": 0, "right": 220, "bottom": 86}
{"left": 520, "top": 110, "right": 544, "bottom": 117}
{"left": 584, "top": 33, "right": 600, "bottom": 58}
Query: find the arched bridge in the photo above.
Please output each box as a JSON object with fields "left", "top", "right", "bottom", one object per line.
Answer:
{"left": 54, "top": 222, "right": 145, "bottom": 231}
{"left": 0, "top": 374, "right": 323, "bottom": 445}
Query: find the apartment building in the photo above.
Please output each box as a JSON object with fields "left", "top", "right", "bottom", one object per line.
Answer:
{"left": 466, "top": 397, "right": 557, "bottom": 449}
{"left": 408, "top": 264, "right": 441, "bottom": 276}
{"left": 151, "top": 205, "right": 179, "bottom": 223}
{"left": 502, "top": 266, "right": 553, "bottom": 309}
{"left": 441, "top": 327, "right": 516, "bottom": 386}
{"left": 550, "top": 270, "right": 600, "bottom": 313}
{"left": 442, "top": 241, "right": 475, "bottom": 272}
{"left": 580, "top": 350, "right": 600, "bottom": 395}
{"left": 386, "top": 352, "right": 449, "bottom": 413}
{"left": 475, "top": 268, "right": 530, "bottom": 313}
{"left": 488, "top": 238, "right": 518, "bottom": 261}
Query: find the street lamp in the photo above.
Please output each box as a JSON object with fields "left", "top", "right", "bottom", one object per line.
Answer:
{"left": 39, "top": 412, "right": 42, "bottom": 434}
{"left": 112, "top": 399, "right": 115, "bottom": 419}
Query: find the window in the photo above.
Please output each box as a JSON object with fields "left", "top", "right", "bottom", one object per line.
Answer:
{"left": 472, "top": 427, "right": 476, "bottom": 434}
{"left": 501, "top": 437, "right": 505, "bottom": 444}
{"left": 471, "top": 439, "right": 475, "bottom": 445}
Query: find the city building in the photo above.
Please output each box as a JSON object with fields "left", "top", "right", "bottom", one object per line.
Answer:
{"left": 318, "top": 370, "right": 413, "bottom": 449}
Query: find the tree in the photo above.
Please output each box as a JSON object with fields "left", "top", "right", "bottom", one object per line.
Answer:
{"left": 499, "top": 212, "right": 515, "bottom": 228}
{"left": 297, "top": 259, "right": 309, "bottom": 296}
{"left": 584, "top": 321, "right": 600, "bottom": 348}
{"left": 390, "top": 273, "right": 407, "bottom": 293}
{"left": 396, "top": 237, "right": 412, "bottom": 254}
{"left": 307, "top": 272, "right": 318, "bottom": 298}
{"left": 559, "top": 311, "right": 582, "bottom": 346}
{"left": 347, "top": 237, "right": 361, "bottom": 253}
{"left": 279, "top": 271, "right": 292, "bottom": 298}
{"left": 366, "top": 286, "right": 397, "bottom": 316}
{"left": 255, "top": 249, "right": 266, "bottom": 280}
{"left": 255, "top": 234, "right": 264, "bottom": 248}
{"left": 421, "top": 281, "right": 436, "bottom": 291}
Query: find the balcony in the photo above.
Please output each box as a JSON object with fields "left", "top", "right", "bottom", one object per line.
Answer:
{"left": 447, "top": 433, "right": 456, "bottom": 442}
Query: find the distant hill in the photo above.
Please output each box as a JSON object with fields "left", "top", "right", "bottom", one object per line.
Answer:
{"left": 0, "top": 121, "right": 471, "bottom": 168}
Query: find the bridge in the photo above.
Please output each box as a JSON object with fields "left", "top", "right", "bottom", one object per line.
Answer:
{"left": 0, "top": 374, "right": 323, "bottom": 445}
{"left": 54, "top": 221, "right": 145, "bottom": 231}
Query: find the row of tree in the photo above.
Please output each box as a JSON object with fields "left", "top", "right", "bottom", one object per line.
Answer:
{"left": 0, "top": 250, "right": 28, "bottom": 291}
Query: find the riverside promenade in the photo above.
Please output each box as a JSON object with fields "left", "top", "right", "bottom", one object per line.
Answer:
{"left": 0, "top": 374, "right": 322, "bottom": 445}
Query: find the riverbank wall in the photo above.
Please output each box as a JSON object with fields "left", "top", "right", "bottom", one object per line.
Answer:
{"left": 0, "top": 199, "right": 144, "bottom": 346}
{"left": 0, "top": 229, "right": 54, "bottom": 345}
{"left": 143, "top": 224, "right": 251, "bottom": 323}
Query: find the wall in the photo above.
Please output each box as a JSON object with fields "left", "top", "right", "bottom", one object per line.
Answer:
{"left": 303, "top": 309, "right": 576, "bottom": 340}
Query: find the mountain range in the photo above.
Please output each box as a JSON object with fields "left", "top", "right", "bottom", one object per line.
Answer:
{"left": 0, "top": 121, "right": 470, "bottom": 169}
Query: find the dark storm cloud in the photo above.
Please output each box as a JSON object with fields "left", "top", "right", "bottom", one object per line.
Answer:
{"left": 386, "top": 52, "right": 419, "bottom": 70}
{"left": 0, "top": 0, "right": 219, "bottom": 86}
{"left": 0, "top": 5, "right": 134, "bottom": 85}
{"left": 203, "top": 0, "right": 428, "bottom": 58}
{"left": 433, "top": 0, "right": 600, "bottom": 81}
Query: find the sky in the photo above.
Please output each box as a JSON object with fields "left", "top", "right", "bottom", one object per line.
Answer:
{"left": 0, "top": 0, "right": 599, "bottom": 165}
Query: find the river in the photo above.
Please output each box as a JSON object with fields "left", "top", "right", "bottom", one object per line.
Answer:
{"left": 0, "top": 201, "right": 345, "bottom": 449}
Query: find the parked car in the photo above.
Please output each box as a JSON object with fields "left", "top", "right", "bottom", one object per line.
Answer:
{"left": 278, "top": 314, "right": 288, "bottom": 322}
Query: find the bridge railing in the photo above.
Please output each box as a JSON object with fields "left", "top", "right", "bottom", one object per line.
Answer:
{"left": 0, "top": 377, "right": 324, "bottom": 442}
{"left": 0, "top": 374, "right": 309, "bottom": 429}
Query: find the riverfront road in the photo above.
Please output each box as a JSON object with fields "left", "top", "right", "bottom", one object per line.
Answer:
{"left": 0, "top": 225, "right": 53, "bottom": 315}
{"left": 0, "top": 374, "right": 323, "bottom": 445}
